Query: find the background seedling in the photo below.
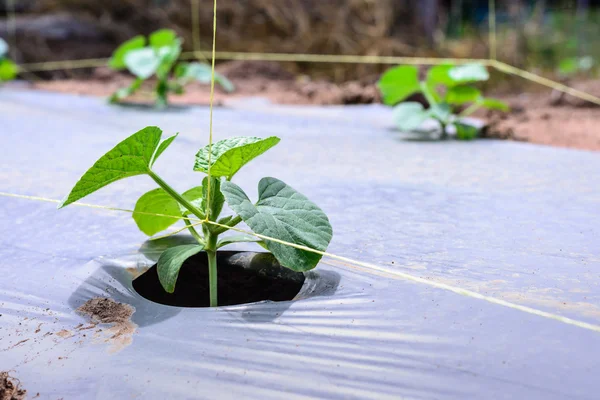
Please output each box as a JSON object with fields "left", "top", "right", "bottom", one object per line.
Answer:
{"left": 0, "top": 38, "right": 18, "bottom": 84}
{"left": 108, "top": 29, "right": 234, "bottom": 107}
{"left": 59, "top": 127, "right": 333, "bottom": 307}
{"left": 378, "top": 63, "right": 509, "bottom": 140}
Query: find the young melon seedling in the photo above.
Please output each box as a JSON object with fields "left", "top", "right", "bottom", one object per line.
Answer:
{"left": 59, "top": 127, "right": 333, "bottom": 307}
{"left": 108, "top": 29, "right": 234, "bottom": 107}
{"left": 0, "top": 38, "right": 18, "bottom": 84}
{"left": 378, "top": 63, "right": 509, "bottom": 140}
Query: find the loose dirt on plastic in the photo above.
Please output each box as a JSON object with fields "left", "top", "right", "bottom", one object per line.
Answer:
{"left": 0, "top": 372, "right": 26, "bottom": 400}
{"left": 76, "top": 297, "right": 136, "bottom": 353}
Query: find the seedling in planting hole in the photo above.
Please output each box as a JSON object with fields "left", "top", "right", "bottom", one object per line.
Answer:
{"left": 378, "top": 63, "right": 509, "bottom": 140}
{"left": 108, "top": 29, "right": 234, "bottom": 107}
{"left": 0, "top": 38, "right": 18, "bottom": 84}
{"left": 59, "top": 127, "right": 333, "bottom": 307}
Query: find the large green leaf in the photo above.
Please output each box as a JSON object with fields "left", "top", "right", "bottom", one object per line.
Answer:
{"left": 125, "top": 48, "right": 161, "bottom": 79}
{"left": 445, "top": 85, "right": 481, "bottom": 105}
{"left": 392, "top": 102, "right": 429, "bottom": 131}
{"left": 149, "top": 29, "right": 177, "bottom": 50}
{"left": 0, "top": 59, "right": 18, "bottom": 82}
{"left": 175, "top": 62, "right": 235, "bottom": 93}
{"left": 181, "top": 186, "right": 205, "bottom": 215}
{"left": 133, "top": 188, "right": 183, "bottom": 236}
{"left": 157, "top": 244, "right": 204, "bottom": 293}
{"left": 448, "top": 64, "right": 489, "bottom": 83}
{"left": 59, "top": 126, "right": 164, "bottom": 208}
{"left": 221, "top": 177, "right": 333, "bottom": 272}
{"left": 109, "top": 35, "right": 146, "bottom": 70}
{"left": 0, "top": 37, "right": 8, "bottom": 58}
{"left": 194, "top": 136, "right": 280, "bottom": 179}
{"left": 377, "top": 66, "right": 420, "bottom": 106}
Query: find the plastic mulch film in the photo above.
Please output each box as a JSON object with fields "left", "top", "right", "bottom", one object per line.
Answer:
{"left": 2, "top": 89, "right": 600, "bottom": 399}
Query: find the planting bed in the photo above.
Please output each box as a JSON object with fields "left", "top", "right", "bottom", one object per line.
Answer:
{"left": 1, "top": 89, "right": 600, "bottom": 399}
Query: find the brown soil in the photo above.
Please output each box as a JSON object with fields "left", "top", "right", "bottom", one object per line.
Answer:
{"left": 0, "top": 372, "right": 26, "bottom": 400}
{"left": 76, "top": 297, "right": 136, "bottom": 353}
{"left": 133, "top": 251, "right": 305, "bottom": 307}
{"left": 27, "top": 61, "right": 600, "bottom": 152}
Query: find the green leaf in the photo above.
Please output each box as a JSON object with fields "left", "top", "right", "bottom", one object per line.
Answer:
{"left": 125, "top": 48, "right": 161, "bottom": 79}
{"left": 109, "top": 78, "right": 143, "bottom": 103}
{"left": 392, "top": 102, "right": 429, "bottom": 131}
{"left": 176, "top": 62, "right": 235, "bottom": 92}
{"left": 109, "top": 35, "right": 146, "bottom": 70}
{"left": 479, "top": 97, "right": 509, "bottom": 112}
{"left": 194, "top": 136, "right": 280, "bottom": 179}
{"left": 133, "top": 188, "right": 183, "bottom": 236}
{"left": 149, "top": 29, "right": 177, "bottom": 50}
{"left": 455, "top": 122, "right": 480, "bottom": 140}
{"left": 448, "top": 64, "right": 489, "bottom": 83}
{"left": 426, "top": 64, "right": 455, "bottom": 88}
{"left": 59, "top": 126, "right": 163, "bottom": 208}
{"left": 181, "top": 186, "right": 205, "bottom": 215}
{"left": 156, "top": 42, "right": 181, "bottom": 79}
{"left": 217, "top": 235, "right": 261, "bottom": 249}
{"left": 428, "top": 103, "right": 452, "bottom": 123}
{"left": 0, "top": 37, "right": 8, "bottom": 58}
{"left": 221, "top": 177, "right": 333, "bottom": 272}
{"left": 157, "top": 244, "right": 204, "bottom": 293}
{"left": 151, "top": 133, "right": 178, "bottom": 166}
{"left": 558, "top": 58, "right": 578, "bottom": 76}
{"left": 201, "top": 176, "right": 224, "bottom": 220}
{"left": 0, "top": 59, "right": 18, "bottom": 82}
{"left": 445, "top": 85, "right": 481, "bottom": 105}
{"left": 377, "top": 66, "right": 420, "bottom": 106}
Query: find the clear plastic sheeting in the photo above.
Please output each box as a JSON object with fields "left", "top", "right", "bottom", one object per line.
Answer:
{"left": 1, "top": 90, "right": 600, "bottom": 399}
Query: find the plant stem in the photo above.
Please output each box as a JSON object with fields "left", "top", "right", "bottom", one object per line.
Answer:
{"left": 148, "top": 171, "right": 205, "bottom": 221}
{"left": 205, "top": 232, "right": 218, "bottom": 307}
{"left": 420, "top": 81, "right": 438, "bottom": 107}
{"left": 459, "top": 103, "right": 482, "bottom": 118}
{"left": 213, "top": 215, "right": 242, "bottom": 235}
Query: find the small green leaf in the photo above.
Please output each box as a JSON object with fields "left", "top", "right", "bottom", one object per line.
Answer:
{"left": 149, "top": 29, "right": 177, "bottom": 50}
{"left": 59, "top": 126, "right": 163, "bottom": 208}
{"left": 0, "top": 59, "right": 18, "bottom": 82}
{"left": 109, "top": 78, "right": 143, "bottom": 103}
{"left": 221, "top": 177, "right": 333, "bottom": 272}
{"left": 125, "top": 48, "right": 161, "bottom": 79}
{"left": 151, "top": 133, "right": 178, "bottom": 166}
{"left": 558, "top": 58, "right": 578, "bottom": 76}
{"left": 156, "top": 42, "right": 181, "bottom": 78}
{"left": 428, "top": 103, "right": 452, "bottom": 123}
{"left": 426, "top": 64, "right": 455, "bottom": 88}
{"left": 479, "top": 97, "right": 509, "bottom": 112}
{"left": 392, "top": 102, "right": 429, "bottom": 131}
{"left": 377, "top": 66, "right": 420, "bottom": 106}
{"left": 109, "top": 35, "right": 146, "bottom": 70}
{"left": 448, "top": 64, "right": 489, "bottom": 83}
{"left": 217, "top": 235, "right": 261, "bottom": 249}
{"left": 0, "top": 38, "right": 8, "bottom": 58}
{"left": 181, "top": 186, "right": 205, "bottom": 215}
{"left": 445, "top": 85, "right": 481, "bottom": 105}
{"left": 157, "top": 244, "right": 204, "bottom": 293}
{"left": 201, "top": 176, "right": 224, "bottom": 220}
{"left": 133, "top": 188, "right": 182, "bottom": 236}
{"left": 194, "top": 136, "right": 280, "bottom": 179}
{"left": 455, "top": 122, "right": 480, "bottom": 140}
{"left": 176, "top": 62, "right": 235, "bottom": 92}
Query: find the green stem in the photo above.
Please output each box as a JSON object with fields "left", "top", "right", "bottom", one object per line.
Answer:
{"left": 205, "top": 232, "right": 218, "bottom": 307}
{"left": 213, "top": 215, "right": 242, "bottom": 235}
{"left": 459, "top": 103, "right": 482, "bottom": 118}
{"left": 420, "top": 81, "right": 438, "bottom": 107}
{"left": 148, "top": 171, "right": 205, "bottom": 221}
{"left": 183, "top": 216, "right": 204, "bottom": 245}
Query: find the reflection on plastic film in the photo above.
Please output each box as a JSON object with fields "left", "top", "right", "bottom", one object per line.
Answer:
{"left": 2, "top": 190, "right": 600, "bottom": 334}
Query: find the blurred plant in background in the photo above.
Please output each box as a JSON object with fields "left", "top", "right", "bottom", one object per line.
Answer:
{"left": 108, "top": 29, "right": 233, "bottom": 107}
{"left": 0, "top": 37, "right": 17, "bottom": 83}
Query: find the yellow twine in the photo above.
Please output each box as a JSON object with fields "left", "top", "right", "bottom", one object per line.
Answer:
{"left": 2, "top": 190, "right": 600, "bottom": 333}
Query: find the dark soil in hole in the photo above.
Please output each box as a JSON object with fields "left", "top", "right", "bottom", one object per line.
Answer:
{"left": 133, "top": 251, "right": 306, "bottom": 307}
{"left": 0, "top": 372, "right": 26, "bottom": 400}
